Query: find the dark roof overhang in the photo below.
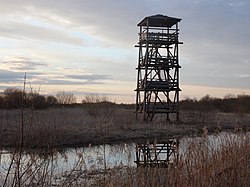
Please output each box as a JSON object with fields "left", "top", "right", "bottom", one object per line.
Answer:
{"left": 137, "top": 14, "right": 181, "bottom": 27}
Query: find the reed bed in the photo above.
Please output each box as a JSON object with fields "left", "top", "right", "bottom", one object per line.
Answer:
{"left": 92, "top": 132, "right": 250, "bottom": 187}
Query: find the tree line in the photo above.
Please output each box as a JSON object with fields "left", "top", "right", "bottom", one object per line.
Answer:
{"left": 180, "top": 94, "right": 250, "bottom": 113}
{"left": 1, "top": 87, "right": 249, "bottom": 113}
{"left": 0, "top": 88, "right": 77, "bottom": 109}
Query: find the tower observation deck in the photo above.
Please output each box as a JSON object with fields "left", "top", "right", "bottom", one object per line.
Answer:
{"left": 135, "top": 14, "right": 183, "bottom": 121}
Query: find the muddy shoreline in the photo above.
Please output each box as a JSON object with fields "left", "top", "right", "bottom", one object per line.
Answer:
{"left": 55, "top": 125, "right": 244, "bottom": 148}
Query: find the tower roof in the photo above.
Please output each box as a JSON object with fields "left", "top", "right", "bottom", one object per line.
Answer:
{"left": 137, "top": 14, "right": 181, "bottom": 27}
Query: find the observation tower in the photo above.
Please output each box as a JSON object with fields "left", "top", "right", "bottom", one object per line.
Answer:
{"left": 135, "top": 14, "right": 182, "bottom": 121}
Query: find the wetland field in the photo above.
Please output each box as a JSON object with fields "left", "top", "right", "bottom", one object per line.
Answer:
{"left": 0, "top": 104, "right": 249, "bottom": 186}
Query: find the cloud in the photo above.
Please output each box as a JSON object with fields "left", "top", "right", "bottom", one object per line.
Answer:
{"left": 29, "top": 72, "right": 111, "bottom": 86}
{"left": 66, "top": 74, "right": 111, "bottom": 81}
{"left": 0, "top": 69, "right": 41, "bottom": 83}
{"left": 239, "top": 74, "right": 250, "bottom": 78}
{"left": 70, "top": 90, "right": 134, "bottom": 97}
{"left": 0, "top": 20, "right": 84, "bottom": 46}
{"left": 228, "top": 2, "right": 244, "bottom": 8}
{"left": 0, "top": 69, "right": 24, "bottom": 80}
{"left": 32, "top": 79, "right": 104, "bottom": 86}
{"left": 0, "top": 56, "right": 110, "bottom": 86}
{"left": 0, "top": 0, "right": 141, "bottom": 47}
{"left": 174, "top": 1, "right": 250, "bottom": 89}
{"left": 1, "top": 57, "right": 48, "bottom": 71}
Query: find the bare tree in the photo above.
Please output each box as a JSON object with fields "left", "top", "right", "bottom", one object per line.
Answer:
{"left": 46, "top": 95, "right": 58, "bottom": 105}
{"left": 82, "top": 94, "right": 109, "bottom": 104}
{"left": 4, "top": 88, "right": 26, "bottom": 108}
{"left": 56, "top": 91, "right": 76, "bottom": 104}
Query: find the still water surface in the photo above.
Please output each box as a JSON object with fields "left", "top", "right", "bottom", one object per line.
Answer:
{"left": 0, "top": 132, "right": 248, "bottom": 185}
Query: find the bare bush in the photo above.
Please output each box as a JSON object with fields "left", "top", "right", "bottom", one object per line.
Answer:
{"left": 82, "top": 94, "right": 110, "bottom": 104}
{"left": 46, "top": 95, "right": 58, "bottom": 106}
{"left": 56, "top": 91, "right": 76, "bottom": 104}
{"left": 82, "top": 94, "right": 114, "bottom": 121}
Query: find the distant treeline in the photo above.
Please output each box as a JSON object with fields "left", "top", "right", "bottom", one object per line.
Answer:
{"left": 1, "top": 88, "right": 250, "bottom": 113}
{"left": 180, "top": 94, "right": 250, "bottom": 113}
{"left": 0, "top": 88, "right": 76, "bottom": 109}
{"left": 0, "top": 88, "right": 118, "bottom": 110}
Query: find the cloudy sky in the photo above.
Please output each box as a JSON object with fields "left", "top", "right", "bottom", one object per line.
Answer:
{"left": 0, "top": 0, "right": 250, "bottom": 103}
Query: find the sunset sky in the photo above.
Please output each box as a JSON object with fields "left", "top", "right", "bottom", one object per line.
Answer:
{"left": 0, "top": 0, "right": 250, "bottom": 103}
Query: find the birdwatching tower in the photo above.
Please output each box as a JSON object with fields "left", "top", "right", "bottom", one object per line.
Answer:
{"left": 135, "top": 14, "right": 182, "bottom": 121}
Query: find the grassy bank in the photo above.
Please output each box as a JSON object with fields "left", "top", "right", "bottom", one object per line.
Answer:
{"left": 0, "top": 106, "right": 249, "bottom": 149}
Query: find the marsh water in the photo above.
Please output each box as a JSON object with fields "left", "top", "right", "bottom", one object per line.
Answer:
{"left": 0, "top": 132, "right": 248, "bottom": 185}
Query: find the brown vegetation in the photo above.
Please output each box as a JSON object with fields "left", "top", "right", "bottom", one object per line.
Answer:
{"left": 0, "top": 104, "right": 249, "bottom": 150}
{"left": 89, "top": 132, "right": 250, "bottom": 187}
{"left": 0, "top": 92, "right": 250, "bottom": 186}
{"left": 0, "top": 92, "right": 250, "bottom": 150}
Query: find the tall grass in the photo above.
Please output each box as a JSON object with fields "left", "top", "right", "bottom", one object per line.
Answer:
{"left": 93, "top": 132, "right": 250, "bottom": 187}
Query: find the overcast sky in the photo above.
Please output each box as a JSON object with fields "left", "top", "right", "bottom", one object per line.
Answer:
{"left": 0, "top": 0, "right": 250, "bottom": 103}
